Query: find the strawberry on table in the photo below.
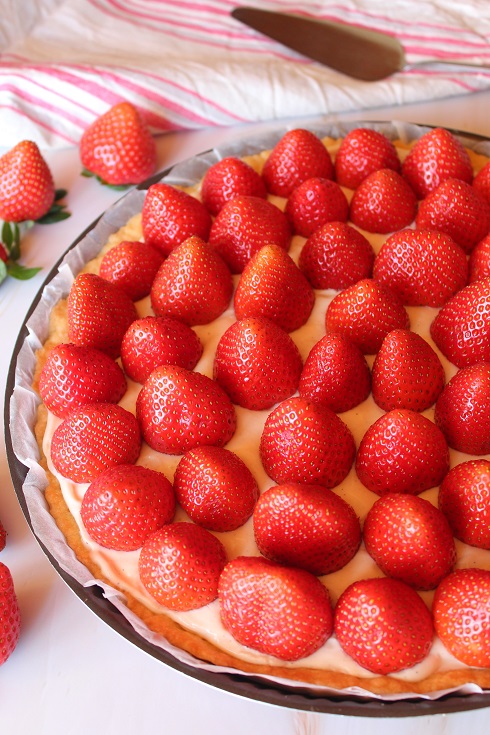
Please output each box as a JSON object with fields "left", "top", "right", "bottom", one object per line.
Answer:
{"left": 334, "top": 127, "right": 401, "bottom": 189}
{"left": 80, "top": 101, "right": 157, "bottom": 186}
{"left": 0, "top": 140, "right": 55, "bottom": 223}
{"left": 349, "top": 168, "right": 417, "bottom": 234}
{"left": 469, "top": 233, "right": 490, "bottom": 282}
{"left": 218, "top": 556, "right": 333, "bottom": 661}
{"left": 98, "top": 240, "right": 164, "bottom": 301}
{"left": 200, "top": 156, "right": 267, "bottom": 215}
{"left": 0, "top": 562, "right": 21, "bottom": 666}
{"left": 284, "top": 177, "right": 349, "bottom": 237}
{"left": 439, "top": 460, "right": 490, "bottom": 549}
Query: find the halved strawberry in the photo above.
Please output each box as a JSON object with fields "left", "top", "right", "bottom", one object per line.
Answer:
{"left": 200, "top": 156, "right": 267, "bottom": 215}
{"left": 262, "top": 128, "right": 334, "bottom": 197}
{"left": 98, "top": 240, "right": 164, "bottom": 301}
{"left": 349, "top": 169, "right": 417, "bottom": 234}
{"left": 334, "top": 127, "right": 401, "bottom": 189}
{"left": 0, "top": 140, "right": 55, "bottom": 222}
{"left": 469, "top": 233, "right": 490, "bottom": 282}
{"left": 284, "top": 177, "right": 349, "bottom": 237}
{"left": 0, "top": 562, "right": 21, "bottom": 666}
{"left": 439, "top": 460, "right": 490, "bottom": 549}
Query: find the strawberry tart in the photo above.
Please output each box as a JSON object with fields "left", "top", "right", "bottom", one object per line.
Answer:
{"left": 14, "top": 122, "right": 490, "bottom": 699}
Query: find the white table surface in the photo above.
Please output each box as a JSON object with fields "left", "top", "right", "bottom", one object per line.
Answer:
{"left": 2, "top": 92, "right": 490, "bottom": 735}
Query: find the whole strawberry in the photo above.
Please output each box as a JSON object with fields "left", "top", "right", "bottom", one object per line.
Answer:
{"left": 0, "top": 140, "right": 55, "bottom": 222}
{"left": 139, "top": 522, "right": 227, "bottom": 611}
{"left": 473, "top": 160, "right": 490, "bottom": 203}
{"left": 433, "top": 568, "right": 490, "bottom": 667}
{"left": 334, "top": 577, "right": 433, "bottom": 674}
{"left": 80, "top": 464, "right": 175, "bottom": 550}
{"left": 99, "top": 240, "right": 164, "bottom": 301}
{"left": 200, "top": 156, "right": 267, "bottom": 215}
{"left": 253, "top": 483, "right": 361, "bottom": 576}
{"left": 469, "top": 233, "right": 490, "bottom": 282}
{"left": 213, "top": 317, "right": 303, "bottom": 410}
{"left": 262, "top": 128, "right": 334, "bottom": 197}
{"left": 363, "top": 493, "right": 456, "bottom": 590}
{"left": 356, "top": 409, "right": 449, "bottom": 496}
{"left": 334, "top": 127, "right": 401, "bottom": 189}
{"left": 439, "top": 460, "right": 490, "bottom": 549}
{"left": 0, "top": 562, "right": 21, "bottom": 666}
{"left": 136, "top": 365, "right": 236, "bottom": 454}
{"left": 80, "top": 101, "right": 157, "bottom": 186}
{"left": 174, "top": 446, "right": 259, "bottom": 532}
{"left": 349, "top": 168, "right": 417, "bottom": 234}
{"left": 284, "top": 177, "right": 349, "bottom": 237}
{"left": 260, "top": 396, "right": 356, "bottom": 488}
{"left": 218, "top": 556, "right": 333, "bottom": 661}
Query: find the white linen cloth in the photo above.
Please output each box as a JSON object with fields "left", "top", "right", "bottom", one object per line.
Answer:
{"left": 1, "top": 0, "right": 490, "bottom": 149}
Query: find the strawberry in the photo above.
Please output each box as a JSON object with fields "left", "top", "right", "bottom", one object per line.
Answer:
{"left": 174, "top": 446, "right": 259, "bottom": 532}
{"left": 259, "top": 396, "right": 356, "bottom": 488}
{"left": 0, "top": 562, "right": 21, "bottom": 666}
{"left": 373, "top": 229, "right": 468, "bottom": 307}
{"left": 0, "top": 519, "right": 6, "bottom": 551}
{"left": 439, "top": 459, "right": 490, "bottom": 549}
{"left": 261, "top": 128, "right": 334, "bottom": 198}
{"left": 252, "top": 483, "right": 361, "bottom": 576}
{"left": 208, "top": 195, "right": 291, "bottom": 274}
{"left": 349, "top": 168, "right": 417, "bottom": 234}
{"left": 218, "top": 556, "right": 333, "bottom": 661}
{"left": 139, "top": 521, "right": 227, "bottom": 611}
{"left": 430, "top": 278, "right": 490, "bottom": 368}
{"left": 416, "top": 178, "right": 490, "bottom": 253}
{"left": 80, "top": 101, "right": 157, "bottom": 186}
{"left": 325, "top": 278, "right": 410, "bottom": 354}
{"left": 213, "top": 317, "right": 303, "bottom": 410}
{"left": 433, "top": 568, "right": 490, "bottom": 667}
{"left": 80, "top": 464, "right": 175, "bottom": 551}
{"left": 98, "top": 240, "right": 164, "bottom": 301}
{"left": 363, "top": 494, "right": 456, "bottom": 590}
{"left": 473, "top": 160, "right": 490, "bottom": 203}
{"left": 38, "top": 342, "right": 127, "bottom": 418}
{"left": 150, "top": 236, "right": 233, "bottom": 325}
{"left": 334, "top": 577, "right": 433, "bottom": 675}
{"left": 298, "top": 221, "right": 374, "bottom": 290}
{"left": 67, "top": 273, "right": 138, "bottom": 359}
{"left": 402, "top": 126, "right": 473, "bottom": 199}
{"left": 141, "top": 183, "right": 212, "bottom": 256}
{"left": 50, "top": 403, "right": 141, "bottom": 483}
{"left": 120, "top": 315, "right": 203, "bottom": 384}
{"left": 136, "top": 365, "right": 236, "bottom": 455}
{"left": 434, "top": 363, "right": 490, "bottom": 455}
{"left": 233, "top": 244, "right": 315, "bottom": 332}
{"left": 371, "top": 329, "right": 445, "bottom": 412}
{"left": 284, "top": 177, "right": 349, "bottom": 237}
{"left": 468, "top": 233, "right": 490, "bottom": 282}
{"left": 334, "top": 127, "right": 401, "bottom": 189}
{"left": 356, "top": 409, "right": 449, "bottom": 496}
{"left": 0, "top": 140, "right": 55, "bottom": 223}
{"left": 299, "top": 332, "right": 371, "bottom": 413}
{"left": 200, "top": 156, "right": 267, "bottom": 215}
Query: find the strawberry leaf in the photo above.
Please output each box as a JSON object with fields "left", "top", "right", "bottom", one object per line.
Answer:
{"left": 6, "top": 262, "right": 41, "bottom": 280}
{"left": 55, "top": 188, "right": 68, "bottom": 201}
{"left": 81, "top": 167, "right": 130, "bottom": 191}
{"left": 1, "top": 221, "right": 21, "bottom": 260}
{"left": 0, "top": 260, "right": 7, "bottom": 285}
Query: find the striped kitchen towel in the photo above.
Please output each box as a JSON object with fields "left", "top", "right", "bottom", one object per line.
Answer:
{"left": 1, "top": 0, "right": 490, "bottom": 149}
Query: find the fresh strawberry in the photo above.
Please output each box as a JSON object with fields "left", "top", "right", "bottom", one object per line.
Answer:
{"left": 284, "top": 177, "right": 349, "bottom": 237}
{"left": 0, "top": 520, "right": 6, "bottom": 551}
{"left": 38, "top": 342, "right": 127, "bottom": 418}
{"left": 136, "top": 365, "right": 236, "bottom": 454}
{"left": 233, "top": 244, "right": 315, "bottom": 332}
{"left": 430, "top": 278, "right": 490, "bottom": 368}
{"left": 298, "top": 221, "right": 374, "bottom": 290}
{"left": 325, "top": 278, "right": 410, "bottom": 354}
{"left": 0, "top": 140, "right": 55, "bottom": 222}
{"left": 416, "top": 178, "right": 490, "bottom": 253}
{"left": 98, "top": 240, "right": 164, "bottom": 301}
{"left": 469, "top": 233, "right": 490, "bottom": 282}
{"left": 356, "top": 409, "right": 449, "bottom": 496}
{"left": 253, "top": 483, "right": 361, "bottom": 576}
{"left": 80, "top": 464, "right": 175, "bottom": 550}
{"left": 213, "top": 317, "right": 303, "bottom": 410}
{"left": 67, "top": 273, "right": 138, "bottom": 359}
{"left": 261, "top": 128, "right": 334, "bottom": 198}
{"left": 334, "top": 127, "right": 401, "bottom": 189}
{"left": 433, "top": 568, "right": 490, "bottom": 667}
{"left": 349, "top": 168, "right": 417, "bottom": 234}
{"left": 363, "top": 494, "right": 456, "bottom": 590}
{"left": 141, "top": 183, "right": 212, "bottom": 256}
{"left": 472, "top": 160, "right": 490, "bottom": 203}
{"left": 50, "top": 403, "right": 141, "bottom": 483}
{"left": 439, "top": 459, "right": 490, "bottom": 549}
{"left": 402, "top": 126, "right": 473, "bottom": 199}
{"left": 218, "top": 556, "right": 333, "bottom": 661}
{"left": 208, "top": 195, "right": 291, "bottom": 274}
{"left": 139, "top": 521, "right": 227, "bottom": 611}
{"left": 0, "top": 562, "right": 21, "bottom": 666}
{"left": 174, "top": 446, "right": 259, "bottom": 532}
{"left": 434, "top": 363, "right": 490, "bottom": 455}
{"left": 259, "top": 396, "right": 356, "bottom": 488}
{"left": 150, "top": 236, "right": 233, "bottom": 325}
{"left": 373, "top": 229, "right": 468, "bottom": 307}
{"left": 200, "top": 156, "right": 267, "bottom": 215}
{"left": 299, "top": 332, "right": 371, "bottom": 413}
{"left": 371, "top": 329, "right": 445, "bottom": 412}
{"left": 334, "top": 577, "right": 433, "bottom": 675}
{"left": 120, "top": 315, "right": 203, "bottom": 384}
{"left": 80, "top": 101, "right": 157, "bottom": 186}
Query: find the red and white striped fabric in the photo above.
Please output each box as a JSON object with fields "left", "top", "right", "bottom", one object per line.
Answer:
{"left": 1, "top": 0, "right": 490, "bottom": 149}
